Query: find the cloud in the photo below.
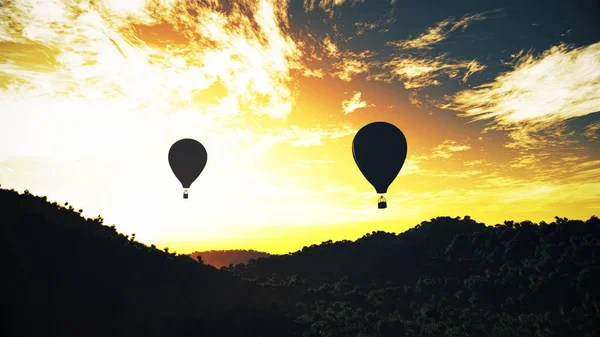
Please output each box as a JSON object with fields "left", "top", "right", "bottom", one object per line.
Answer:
{"left": 407, "top": 91, "right": 426, "bottom": 108}
{"left": 0, "top": 0, "right": 303, "bottom": 121}
{"left": 584, "top": 121, "right": 600, "bottom": 140}
{"left": 387, "top": 9, "right": 504, "bottom": 50}
{"left": 380, "top": 55, "right": 486, "bottom": 89}
{"left": 264, "top": 124, "right": 358, "bottom": 147}
{"left": 387, "top": 20, "right": 450, "bottom": 50}
{"left": 398, "top": 158, "right": 421, "bottom": 175}
{"left": 302, "top": 10, "right": 493, "bottom": 87}
{"left": 400, "top": 157, "right": 485, "bottom": 179}
{"left": 320, "top": 36, "right": 375, "bottom": 82}
{"left": 402, "top": 139, "right": 474, "bottom": 172}
{"left": 333, "top": 56, "right": 372, "bottom": 82}
{"left": 371, "top": 10, "right": 496, "bottom": 93}
{"left": 0, "top": 0, "right": 366, "bottom": 171}
{"left": 319, "top": 35, "right": 377, "bottom": 82}
{"left": 440, "top": 42, "right": 600, "bottom": 148}
{"left": 323, "top": 36, "right": 341, "bottom": 58}
{"left": 0, "top": 164, "right": 14, "bottom": 175}
{"left": 354, "top": 8, "right": 396, "bottom": 36}
{"left": 303, "top": 0, "right": 365, "bottom": 17}
{"left": 509, "top": 153, "right": 541, "bottom": 169}
{"left": 354, "top": 22, "right": 379, "bottom": 36}
{"left": 400, "top": 140, "right": 475, "bottom": 178}
{"left": 302, "top": 68, "right": 325, "bottom": 78}
{"left": 431, "top": 140, "right": 472, "bottom": 158}
{"left": 342, "top": 91, "right": 372, "bottom": 114}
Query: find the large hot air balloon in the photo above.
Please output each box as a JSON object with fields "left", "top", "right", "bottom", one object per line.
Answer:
{"left": 168, "top": 138, "right": 208, "bottom": 199}
{"left": 352, "top": 122, "right": 407, "bottom": 209}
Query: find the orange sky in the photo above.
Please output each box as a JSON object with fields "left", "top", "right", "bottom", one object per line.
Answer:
{"left": 1, "top": 0, "right": 598, "bottom": 254}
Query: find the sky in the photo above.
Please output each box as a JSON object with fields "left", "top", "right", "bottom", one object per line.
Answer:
{"left": 1, "top": 0, "right": 599, "bottom": 254}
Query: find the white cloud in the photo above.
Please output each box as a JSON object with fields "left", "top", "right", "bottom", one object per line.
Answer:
{"left": 341, "top": 91, "right": 372, "bottom": 114}
{"left": 441, "top": 42, "right": 600, "bottom": 148}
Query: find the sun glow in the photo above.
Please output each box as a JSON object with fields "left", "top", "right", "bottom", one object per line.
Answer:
{"left": 1, "top": 0, "right": 598, "bottom": 254}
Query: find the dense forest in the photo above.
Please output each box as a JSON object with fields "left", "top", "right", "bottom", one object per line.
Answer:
{"left": 3, "top": 187, "right": 600, "bottom": 337}
{"left": 189, "top": 249, "right": 272, "bottom": 268}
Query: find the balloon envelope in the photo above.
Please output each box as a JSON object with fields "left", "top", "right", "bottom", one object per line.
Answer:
{"left": 352, "top": 122, "right": 407, "bottom": 194}
{"left": 168, "top": 138, "right": 208, "bottom": 189}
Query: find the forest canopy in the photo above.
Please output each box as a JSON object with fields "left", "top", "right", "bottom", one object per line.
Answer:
{"left": 3, "top": 187, "right": 599, "bottom": 337}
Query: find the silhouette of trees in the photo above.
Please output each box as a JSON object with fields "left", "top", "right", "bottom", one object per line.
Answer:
{"left": 3, "top": 187, "right": 298, "bottom": 337}
{"left": 229, "top": 215, "right": 600, "bottom": 337}
{"left": 3, "top": 187, "right": 599, "bottom": 337}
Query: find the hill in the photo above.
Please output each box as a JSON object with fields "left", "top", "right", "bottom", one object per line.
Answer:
{"left": 2, "top": 187, "right": 299, "bottom": 337}
{"left": 3, "top": 186, "right": 599, "bottom": 337}
{"left": 227, "top": 216, "right": 600, "bottom": 337}
{"left": 190, "top": 249, "right": 273, "bottom": 268}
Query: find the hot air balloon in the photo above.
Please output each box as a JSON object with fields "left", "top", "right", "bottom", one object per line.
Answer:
{"left": 168, "top": 138, "right": 208, "bottom": 199}
{"left": 352, "top": 121, "right": 407, "bottom": 209}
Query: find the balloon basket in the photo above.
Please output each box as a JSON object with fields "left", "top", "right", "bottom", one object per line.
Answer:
{"left": 378, "top": 196, "right": 387, "bottom": 209}
{"left": 183, "top": 190, "right": 189, "bottom": 199}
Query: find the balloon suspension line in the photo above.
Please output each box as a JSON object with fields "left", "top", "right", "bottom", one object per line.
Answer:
{"left": 183, "top": 189, "right": 189, "bottom": 199}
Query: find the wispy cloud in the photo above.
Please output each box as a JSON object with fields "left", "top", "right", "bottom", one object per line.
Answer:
{"left": 321, "top": 36, "right": 375, "bottom": 82}
{"left": 0, "top": 164, "right": 14, "bottom": 175}
{"left": 269, "top": 124, "right": 358, "bottom": 147}
{"left": 441, "top": 42, "right": 600, "bottom": 148}
{"left": 374, "top": 10, "right": 497, "bottom": 90}
{"left": 302, "top": 68, "right": 325, "bottom": 78}
{"left": 355, "top": 8, "right": 396, "bottom": 36}
{"left": 399, "top": 140, "right": 477, "bottom": 180}
{"left": 0, "top": 0, "right": 304, "bottom": 120}
{"left": 431, "top": 140, "right": 472, "bottom": 158}
{"left": 387, "top": 9, "right": 504, "bottom": 50}
{"left": 302, "top": 9, "right": 494, "bottom": 87}
{"left": 380, "top": 55, "right": 485, "bottom": 89}
{"left": 403, "top": 140, "right": 472, "bottom": 174}
{"left": 303, "top": 0, "right": 365, "bottom": 17}
{"left": 342, "top": 91, "right": 372, "bottom": 114}
{"left": 584, "top": 121, "right": 600, "bottom": 140}
{"left": 509, "top": 154, "right": 541, "bottom": 169}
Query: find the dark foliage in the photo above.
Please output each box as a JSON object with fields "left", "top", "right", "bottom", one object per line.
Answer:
{"left": 3, "top": 187, "right": 599, "bottom": 337}
{"left": 2, "top": 188, "right": 299, "bottom": 337}
{"left": 229, "top": 216, "right": 600, "bottom": 337}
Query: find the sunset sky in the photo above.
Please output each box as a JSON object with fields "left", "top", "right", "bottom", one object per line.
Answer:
{"left": 1, "top": 0, "right": 599, "bottom": 254}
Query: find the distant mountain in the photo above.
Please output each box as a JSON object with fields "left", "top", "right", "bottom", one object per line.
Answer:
{"left": 4, "top": 186, "right": 599, "bottom": 337}
{"left": 190, "top": 249, "right": 273, "bottom": 268}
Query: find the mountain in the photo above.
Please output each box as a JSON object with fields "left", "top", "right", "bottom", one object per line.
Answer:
{"left": 4, "top": 186, "right": 599, "bottom": 337}
{"left": 189, "top": 250, "right": 273, "bottom": 268}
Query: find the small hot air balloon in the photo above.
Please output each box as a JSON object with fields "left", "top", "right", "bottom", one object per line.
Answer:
{"left": 168, "top": 138, "right": 208, "bottom": 199}
{"left": 352, "top": 121, "right": 407, "bottom": 209}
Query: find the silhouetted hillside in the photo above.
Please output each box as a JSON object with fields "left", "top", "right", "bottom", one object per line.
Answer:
{"left": 229, "top": 216, "right": 487, "bottom": 286}
{"left": 4, "top": 186, "right": 599, "bottom": 337}
{"left": 226, "top": 216, "right": 600, "bottom": 337}
{"left": 2, "top": 187, "right": 299, "bottom": 337}
{"left": 190, "top": 249, "right": 273, "bottom": 268}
